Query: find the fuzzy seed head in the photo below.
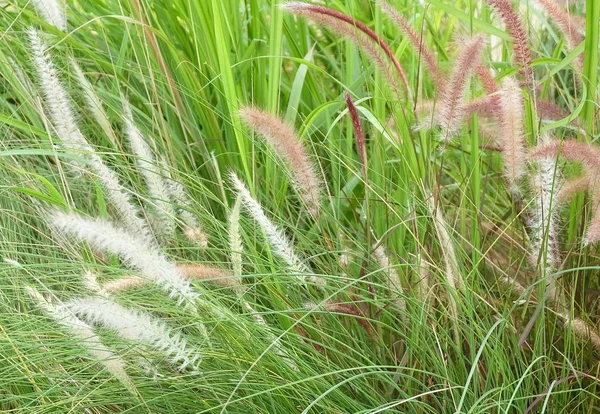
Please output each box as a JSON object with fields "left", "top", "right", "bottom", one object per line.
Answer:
{"left": 240, "top": 107, "right": 322, "bottom": 217}
{"left": 498, "top": 77, "right": 526, "bottom": 193}
{"left": 31, "top": 0, "right": 67, "bottom": 31}
{"left": 65, "top": 297, "right": 201, "bottom": 371}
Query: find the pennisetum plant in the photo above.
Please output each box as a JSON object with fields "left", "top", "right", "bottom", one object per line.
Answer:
{"left": 10, "top": 0, "right": 600, "bottom": 409}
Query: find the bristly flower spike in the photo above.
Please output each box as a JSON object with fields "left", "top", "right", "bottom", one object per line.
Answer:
{"left": 31, "top": 0, "right": 67, "bottom": 31}
{"left": 65, "top": 297, "right": 201, "bottom": 371}
{"left": 123, "top": 102, "right": 176, "bottom": 242}
{"left": 229, "top": 171, "right": 325, "bottom": 285}
{"left": 240, "top": 107, "right": 322, "bottom": 218}
{"left": 344, "top": 93, "right": 367, "bottom": 178}
{"left": 281, "top": 2, "right": 410, "bottom": 96}
{"left": 486, "top": 0, "right": 535, "bottom": 90}
{"left": 498, "top": 77, "right": 527, "bottom": 193}
{"left": 26, "top": 287, "right": 135, "bottom": 392}
{"left": 531, "top": 140, "right": 600, "bottom": 245}
{"left": 50, "top": 212, "right": 199, "bottom": 307}
{"left": 431, "top": 36, "right": 485, "bottom": 139}
{"left": 377, "top": 0, "right": 444, "bottom": 91}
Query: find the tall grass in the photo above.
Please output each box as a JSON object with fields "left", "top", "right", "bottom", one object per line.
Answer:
{"left": 0, "top": 0, "right": 599, "bottom": 412}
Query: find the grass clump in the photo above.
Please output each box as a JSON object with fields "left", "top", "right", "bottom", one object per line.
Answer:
{"left": 0, "top": 0, "right": 599, "bottom": 412}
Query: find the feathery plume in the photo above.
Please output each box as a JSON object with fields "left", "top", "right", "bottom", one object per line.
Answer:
{"left": 344, "top": 93, "right": 367, "bottom": 177}
{"left": 102, "top": 265, "right": 234, "bottom": 293}
{"left": 240, "top": 107, "right": 322, "bottom": 217}
{"left": 51, "top": 212, "right": 198, "bottom": 307}
{"left": 30, "top": 30, "right": 151, "bottom": 242}
{"left": 65, "top": 297, "right": 201, "bottom": 371}
{"left": 70, "top": 59, "right": 118, "bottom": 148}
{"left": 531, "top": 140, "right": 600, "bottom": 170}
{"left": 531, "top": 140, "right": 600, "bottom": 244}
{"left": 463, "top": 95, "right": 500, "bottom": 120}
{"left": 229, "top": 172, "right": 324, "bottom": 285}
{"left": 164, "top": 173, "right": 208, "bottom": 247}
{"left": 30, "top": 0, "right": 67, "bottom": 31}
{"left": 528, "top": 135, "right": 562, "bottom": 299}
{"left": 537, "top": 0, "right": 585, "bottom": 66}
{"left": 427, "top": 195, "right": 461, "bottom": 338}
{"left": 535, "top": 99, "right": 583, "bottom": 131}
{"left": 431, "top": 36, "right": 485, "bottom": 138}
{"left": 378, "top": 0, "right": 444, "bottom": 90}
{"left": 372, "top": 243, "right": 407, "bottom": 318}
{"left": 226, "top": 196, "right": 296, "bottom": 369}
{"left": 558, "top": 312, "right": 600, "bottom": 351}
{"left": 498, "top": 77, "right": 526, "bottom": 193}
{"left": 477, "top": 65, "right": 499, "bottom": 96}
{"left": 476, "top": 65, "right": 501, "bottom": 111}
{"left": 281, "top": 2, "right": 410, "bottom": 95}
{"left": 83, "top": 270, "right": 107, "bottom": 296}
{"left": 229, "top": 196, "right": 243, "bottom": 278}
{"left": 486, "top": 0, "right": 534, "bottom": 89}
{"left": 123, "top": 102, "right": 175, "bottom": 242}
{"left": 416, "top": 253, "right": 433, "bottom": 305}
{"left": 584, "top": 192, "right": 600, "bottom": 245}
{"left": 558, "top": 175, "right": 589, "bottom": 202}
{"left": 88, "top": 154, "right": 153, "bottom": 244}
{"left": 103, "top": 276, "right": 148, "bottom": 293}
{"left": 29, "top": 30, "right": 92, "bottom": 155}
{"left": 429, "top": 198, "right": 462, "bottom": 292}
{"left": 177, "top": 264, "right": 238, "bottom": 287}
{"left": 26, "top": 287, "right": 134, "bottom": 391}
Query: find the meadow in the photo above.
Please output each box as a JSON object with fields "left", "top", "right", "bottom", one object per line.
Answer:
{"left": 0, "top": 0, "right": 599, "bottom": 412}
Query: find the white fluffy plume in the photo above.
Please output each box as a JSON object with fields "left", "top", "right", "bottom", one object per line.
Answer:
{"left": 70, "top": 59, "right": 118, "bottom": 147}
{"left": 26, "top": 287, "right": 134, "bottom": 391}
{"left": 30, "top": 30, "right": 151, "bottom": 242}
{"left": 64, "top": 297, "right": 201, "bottom": 371}
{"left": 229, "top": 196, "right": 243, "bottom": 278}
{"left": 229, "top": 172, "right": 324, "bottom": 285}
{"left": 123, "top": 103, "right": 175, "bottom": 242}
{"left": 164, "top": 170, "right": 208, "bottom": 247}
{"left": 372, "top": 242, "right": 407, "bottom": 319}
{"left": 50, "top": 212, "right": 199, "bottom": 307}
{"left": 31, "top": 0, "right": 67, "bottom": 31}
{"left": 529, "top": 136, "right": 562, "bottom": 300}
{"left": 29, "top": 30, "right": 91, "bottom": 155}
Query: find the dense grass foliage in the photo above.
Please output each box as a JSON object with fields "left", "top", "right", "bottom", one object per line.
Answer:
{"left": 0, "top": 0, "right": 599, "bottom": 412}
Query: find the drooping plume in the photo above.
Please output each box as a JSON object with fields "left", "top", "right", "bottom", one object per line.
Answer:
{"left": 229, "top": 196, "right": 243, "bottom": 278}
{"left": 431, "top": 36, "right": 485, "bottom": 138}
{"left": 486, "top": 0, "right": 534, "bottom": 89}
{"left": 65, "top": 297, "right": 201, "bottom": 371}
{"left": 281, "top": 2, "right": 410, "bottom": 96}
{"left": 50, "top": 212, "right": 198, "bottom": 307}
{"left": 531, "top": 140, "right": 600, "bottom": 244}
{"left": 498, "top": 77, "right": 526, "bottom": 193}
{"left": 164, "top": 171, "right": 208, "bottom": 247}
{"left": 70, "top": 59, "right": 118, "bottom": 147}
{"left": 29, "top": 30, "right": 92, "bottom": 156}
{"left": 528, "top": 135, "right": 562, "bottom": 298}
{"left": 344, "top": 93, "right": 367, "bottom": 177}
{"left": 378, "top": 0, "right": 444, "bottom": 91}
{"left": 30, "top": 0, "right": 67, "bottom": 31}
{"left": 30, "top": 30, "right": 151, "bottom": 242}
{"left": 372, "top": 242, "right": 407, "bottom": 319}
{"left": 123, "top": 102, "right": 175, "bottom": 242}
{"left": 229, "top": 172, "right": 324, "bottom": 285}
{"left": 537, "top": 0, "right": 585, "bottom": 66}
{"left": 304, "top": 301, "right": 373, "bottom": 335}
{"left": 26, "top": 287, "right": 134, "bottom": 391}
{"left": 240, "top": 107, "right": 322, "bottom": 217}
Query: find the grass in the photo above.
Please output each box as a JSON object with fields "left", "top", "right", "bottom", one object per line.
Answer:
{"left": 0, "top": 0, "right": 599, "bottom": 412}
